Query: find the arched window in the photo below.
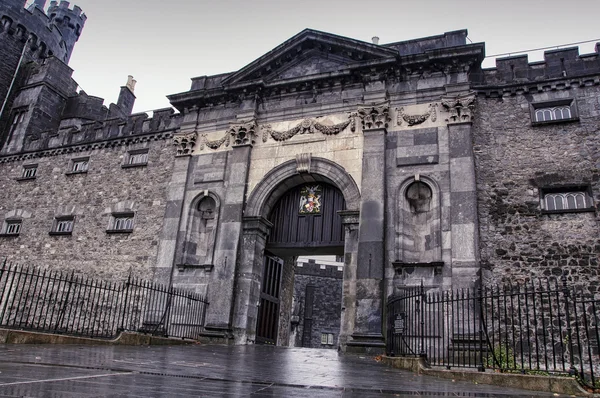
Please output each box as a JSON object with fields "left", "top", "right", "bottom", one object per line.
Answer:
{"left": 544, "top": 191, "right": 590, "bottom": 211}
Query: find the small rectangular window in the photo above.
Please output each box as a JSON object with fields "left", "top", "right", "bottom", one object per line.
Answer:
{"left": 67, "top": 157, "right": 89, "bottom": 175}
{"left": 320, "top": 333, "right": 334, "bottom": 346}
{"left": 107, "top": 213, "right": 134, "bottom": 233}
{"left": 50, "top": 216, "right": 74, "bottom": 235}
{"left": 17, "top": 164, "right": 37, "bottom": 181}
{"left": 531, "top": 99, "right": 577, "bottom": 125}
{"left": 541, "top": 186, "right": 594, "bottom": 214}
{"left": 1, "top": 219, "right": 22, "bottom": 236}
{"left": 122, "top": 150, "right": 148, "bottom": 168}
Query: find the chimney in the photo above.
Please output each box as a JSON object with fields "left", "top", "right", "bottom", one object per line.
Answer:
{"left": 126, "top": 75, "right": 137, "bottom": 92}
{"left": 116, "top": 75, "right": 136, "bottom": 116}
{"left": 372, "top": 36, "right": 380, "bottom": 45}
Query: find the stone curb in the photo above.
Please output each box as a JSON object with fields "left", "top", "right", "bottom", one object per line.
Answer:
{"left": 382, "top": 356, "right": 593, "bottom": 397}
{"left": 0, "top": 328, "right": 195, "bottom": 346}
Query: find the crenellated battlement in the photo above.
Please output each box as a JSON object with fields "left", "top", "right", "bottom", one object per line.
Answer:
{"left": 7, "top": 108, "right": 182, "bottom": 157}
{"left": 478, "top": 44, "right": 600, "bottom": 86}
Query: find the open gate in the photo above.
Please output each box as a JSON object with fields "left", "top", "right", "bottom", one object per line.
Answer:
{"left": 256, "top": 254, "right": 283, "bottom": 345}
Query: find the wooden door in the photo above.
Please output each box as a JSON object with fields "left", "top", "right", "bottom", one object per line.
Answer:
{"left": 256, "top": 254, "right": 283, "bottom": 345}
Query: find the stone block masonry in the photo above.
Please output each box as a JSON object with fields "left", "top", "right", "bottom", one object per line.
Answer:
{"left": 0, "top": 137, "right": 175, "bottom": 280}
{"left": 473, "top": 84, "right": 600, "bottom": 289}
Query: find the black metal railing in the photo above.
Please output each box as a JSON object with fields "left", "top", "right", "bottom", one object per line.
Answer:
{"left": 0, "top": 260, "right": 208, "bottom": 340}
{"left": 387, "top": 277, "right": 600, "bottom": 390}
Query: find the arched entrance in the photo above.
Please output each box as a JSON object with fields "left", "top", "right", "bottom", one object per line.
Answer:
{"left": 256, "top": 183, "right": 346, "bottom": 346}
{"left": 232, "top": 157, "right": 361, "bottom": 349}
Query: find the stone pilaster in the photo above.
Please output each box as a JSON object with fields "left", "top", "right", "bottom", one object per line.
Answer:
{"left": 231, "top": 216, "right": 273, "bottom": 344}
{"left": 346, "top": 125, "right": 387, "bottom": 354}
{"left": 338, "top": 210, "right": 359, "bottom": 351}
{"left": 153, "top": 136, "right": 196, "bottom": 285}
{"left": 203, "top": 140, "right": 253, "bottom": 336}
{"left": 448, "top": 120, "right": 480, "bottom": 289}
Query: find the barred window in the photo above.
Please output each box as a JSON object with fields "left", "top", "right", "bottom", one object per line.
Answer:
{"left": 541, "top": 186, "right": 594, "bottom": 213}
{"left": 107, "top": 213, "right": 134, "bottom": 233}
{"left": 544, "top": 192, "right": 588, "bottom": 211}
{"left": 128, "top": 152, "right": 148, "bottom": 165}
{"left": 123, "top": 150, "right": 148, "bottom": 168}
{"left": 50, "top": 216, "right": 74, "bottom": 235}
{"left": 534, "top": 106, "right": 572, "bottom": 122}
{"left": 17, "top": 164, "right": 37, "bottom": 181}
{"left": 1, "top": 219, "right": 22, "bottom": 236}
{"left": 71, "top": 159, "right": 88, "bottom": 173}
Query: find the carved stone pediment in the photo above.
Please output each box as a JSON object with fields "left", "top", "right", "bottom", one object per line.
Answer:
{"left": 357, "top": 103, "right": 391, "bottom": 130}
{"left": 173, "top": 131, "right": 198, "bottom": 156}
{"left": 441, "top": 92, "right": 476, "bottom": 124}
{"left": 221, "top": 29, "right": 398, "bottom": 87}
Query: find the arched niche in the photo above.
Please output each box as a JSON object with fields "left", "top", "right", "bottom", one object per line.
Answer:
{"left": 396, "top": 176, "right": 442, "bottom": 264}
{"left": 180, "top": 192, "right": 220, "bottom": 268}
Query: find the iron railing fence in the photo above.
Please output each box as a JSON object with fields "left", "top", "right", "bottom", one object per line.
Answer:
{"left": 387, "top": 276, "right": 600, "bottom": 390}
{"left": 0, "top": 260, "right": 208, "bottom": 340}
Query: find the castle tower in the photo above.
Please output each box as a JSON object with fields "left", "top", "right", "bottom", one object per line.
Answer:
{"left": 46, "top": 1, "right": 87, "bottom": 62}
{"left": 0, "top": 0, "right": 85, "bottom": 149}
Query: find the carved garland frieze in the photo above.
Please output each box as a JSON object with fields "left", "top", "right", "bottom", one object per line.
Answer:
{"left": 396, "top": 103, "right": 437, "bottom": 126}
{"left": 357, "top": 104, "right": 391, "bottom": 130}
{"left": 441, "top": 92, "right": 476, "bottom": 124}
{"left": 173, "top": 131, "right": 198, "bottom": 156}
{"left": 261, "top": 115, "right": 354, "bottom": 143}
{"left": 200, "top": 132, "right": 230, "bottom": 150}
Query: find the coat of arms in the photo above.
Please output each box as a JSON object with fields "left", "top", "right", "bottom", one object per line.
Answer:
{"left": 299, "top": 185, "right": 322, "bottom": 214}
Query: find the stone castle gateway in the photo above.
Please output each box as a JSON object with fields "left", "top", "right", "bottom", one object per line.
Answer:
{"left": 1, "top": 0, "right": 600, "bottom": 352}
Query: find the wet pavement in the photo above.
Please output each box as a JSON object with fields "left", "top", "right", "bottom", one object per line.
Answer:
{"left": 0, "top": 344, "right": 561, "bottom": 397}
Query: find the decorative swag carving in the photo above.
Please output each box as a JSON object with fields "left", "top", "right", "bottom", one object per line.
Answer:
{"left": 261, "top": 115, "right": 354, "bottom": 143}
{"left": 397, "top": 103, "right": 437, "bottom": 126}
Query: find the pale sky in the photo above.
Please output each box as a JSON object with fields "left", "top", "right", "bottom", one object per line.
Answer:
{"left": 32, "top": 0, "right": 600, "bottom": 114}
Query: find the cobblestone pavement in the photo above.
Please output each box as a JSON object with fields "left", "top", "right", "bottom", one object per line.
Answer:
{"left": 0, "top": 344, "right": 560, "bottom": 397}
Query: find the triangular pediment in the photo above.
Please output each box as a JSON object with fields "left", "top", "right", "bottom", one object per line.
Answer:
{"left": 222, "top": 29, "right": 398, "bottom": 88}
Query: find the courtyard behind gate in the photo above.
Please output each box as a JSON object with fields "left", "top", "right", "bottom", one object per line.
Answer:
{"left": 387, "top": 275, "right": 600, "bottom": 390}
{"left": 0, "top": 260, "right": 208, "bottom": 340}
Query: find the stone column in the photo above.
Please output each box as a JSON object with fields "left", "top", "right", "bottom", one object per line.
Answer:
{"left": 231, "top": 216, "right": 272, "bottom": 344}
{"left": 338, "top": 210, "right": 359, "bottom": 351}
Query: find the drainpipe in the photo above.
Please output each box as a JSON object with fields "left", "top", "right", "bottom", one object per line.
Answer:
{"left": 0, "top": 37, "right": 30, "bottom": 125}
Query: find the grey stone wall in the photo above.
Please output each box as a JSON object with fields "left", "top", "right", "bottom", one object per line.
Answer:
{"left": 0, "top": 137, "right": 176, "bottom": 280}
{"left": 293, "top": 261, "right": 343, "bottom": 349}
{"left": 473, "top": 86, "right": 600, "bottom": 289}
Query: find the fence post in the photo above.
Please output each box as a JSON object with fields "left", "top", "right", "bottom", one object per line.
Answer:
{"left": 419, "top": 280, "right": 426, "bottom": 357}
{"left": 477, "top": 285, "right": 485, "bottom": 372}
{"left": 561, "top": 273, "right": 578, "bottom": 377}
{"left": 119, "top": 273, "right": 132, "bottom": 332}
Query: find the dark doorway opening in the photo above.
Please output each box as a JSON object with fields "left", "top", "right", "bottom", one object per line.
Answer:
{"left": 255, "top": 183, "right": 345, "bottom": 347}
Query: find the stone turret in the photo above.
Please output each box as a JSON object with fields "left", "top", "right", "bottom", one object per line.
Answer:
{"left": 46, "top": 1, "right": 87, "bottom": 62}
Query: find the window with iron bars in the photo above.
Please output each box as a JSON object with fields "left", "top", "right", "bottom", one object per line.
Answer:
{"left": 123, "top": 150, "right": 148, "bottom": 168}
{"left": 17, "top": 164, "right": 37, "bottom": 180}
{"left": 68, "top": 158, "right": 89, "bottom": 174}
{"left": 107, "top": 213, "right": 134, "bottom": 233}
{"left": 531, "top": 99, "right": 577, "bottom": 125}
{"left": 1, "top": 219, "right": 22, "bottom": 236}
{"left": 50, "top": 217, "right": 74, "bottom": 235}
{"left": 541, "top": 186, "right": 594, "bottom": 213}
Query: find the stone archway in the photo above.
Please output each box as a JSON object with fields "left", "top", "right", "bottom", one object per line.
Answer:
{"left": 232, "top": 156, "right": 361, "bottom": 347}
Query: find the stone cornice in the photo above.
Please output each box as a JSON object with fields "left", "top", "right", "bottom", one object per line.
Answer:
{"left": 473, "top": 74, "right": 600, "bottom": 98}
{"left": 0, "top": 131, "right": 175, "bottom": 164}
{"left": 168, "top": 44, "right": 484, "bottom": 112}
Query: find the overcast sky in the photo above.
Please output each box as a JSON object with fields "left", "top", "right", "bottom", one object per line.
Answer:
{"left": 33, "top": 0, "right": 600, "bottom": 113}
